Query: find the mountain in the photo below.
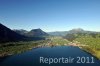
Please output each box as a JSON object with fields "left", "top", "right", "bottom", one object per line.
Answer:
{"left": 48, "top": 31, "right": 67, "bottom": 36}
{"left": 0, "top": 23, "right": 27, "bottom": 42}
{"left": 64, "top": 28, "right": 100, "bottom": 41}
{"left": 68, "top": 28, "right": 100, "bottom": 34}
{"left": 14, "top": 28, "right": 49, "bottom": 37}
{"left": 48, "top": 28, "right": 99, "bottom": 36}
{"left": 68, "top": 28, "right": 85, "bottom": 34}
{"left": 13, "top": 29, "right": 28, "bottom": 35}
{"left": 27, "top": 29, "right": 48, "bottom": 37}
{"left": 0, "top": 23, "right": 46, "bottom": 43}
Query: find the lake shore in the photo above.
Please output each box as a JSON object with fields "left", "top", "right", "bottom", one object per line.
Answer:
{"left": 0, "top": 38, "right": 100, "bottom": 61}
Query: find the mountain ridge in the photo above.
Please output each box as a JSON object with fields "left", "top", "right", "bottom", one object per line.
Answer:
{"left": 48, "top": 28, "right": 100, "bottom": 36}
{"left": 13, "top": 28, "right": 49, "bottom": 37}
{"left": 0, "top": 23, "right": 27, "bottom": 42}
{"left": 0, "top": 23, "right": 46, "bottom": 43}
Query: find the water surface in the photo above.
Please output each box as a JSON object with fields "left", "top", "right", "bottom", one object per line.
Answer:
{"left": 0, "top": 46, "right": 100, "bottom": 66}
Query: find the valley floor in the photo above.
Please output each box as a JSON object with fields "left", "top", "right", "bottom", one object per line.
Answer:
{"left": 0, "top": 36, "right": 100, "bottom": 60}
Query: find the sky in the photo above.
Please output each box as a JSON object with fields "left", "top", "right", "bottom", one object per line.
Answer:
{"left": 0, "top": 0, "right": 100, "bottom": 32}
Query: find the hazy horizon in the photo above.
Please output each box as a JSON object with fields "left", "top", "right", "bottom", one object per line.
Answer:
{"left": 0, "top": 0, "right": 100, "bottom": 32}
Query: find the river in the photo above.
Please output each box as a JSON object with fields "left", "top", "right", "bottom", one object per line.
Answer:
{"left": 0, "top": 46, "right": 100, "bottom": 66}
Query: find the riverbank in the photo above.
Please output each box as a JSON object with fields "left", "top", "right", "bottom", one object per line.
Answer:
{"left": 0, "top": 36, "right": 100, "bottom": 60}
{"left": 63, "top": 40, "right": 100, "bottom": 60}
{"left": 80, "top": 46, "right": 100, "bottom": 60}
{"left": 75, "top": 37, "right": 100, "bottom": 60}
{"left": 0, "top": 40, "right": 48, "bottom": 57}
{"left": 0, "top": 37, "right": 70, "bottom": 58}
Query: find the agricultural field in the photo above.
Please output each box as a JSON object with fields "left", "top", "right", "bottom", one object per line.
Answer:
{"left": 49, "top": 36, "right": 70, "bottom": 46}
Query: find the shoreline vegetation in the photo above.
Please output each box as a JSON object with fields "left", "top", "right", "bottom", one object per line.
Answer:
{"left": 75, "top": 37, "right": 100, "bottom": 60}
{"left": 0, "top": 40, "right": 48, "bottom": 57}
{"left": 0, "top": 37, "right": 69, "bottom": 57}
{"left": 0, "top": 36, "right": 100, "bottom": 60}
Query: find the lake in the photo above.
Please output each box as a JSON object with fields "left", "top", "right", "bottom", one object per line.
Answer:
{"left": 0, "top": 46, "right": 100, "bottom": 66}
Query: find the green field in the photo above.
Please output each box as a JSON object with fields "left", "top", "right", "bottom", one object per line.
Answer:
{"left": 75, "top": 36, "right": 100, "bottom": 59}
{"left": 49, "top": 36, "right": 70, "bottom": 46}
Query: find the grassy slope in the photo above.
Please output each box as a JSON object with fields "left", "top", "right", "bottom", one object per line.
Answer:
{"left": 75, "top": 37, "right": 100, "bottom": 59}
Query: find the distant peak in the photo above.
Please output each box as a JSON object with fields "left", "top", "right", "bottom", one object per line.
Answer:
{"left": 71, "top": 28, "right": 84, "bottom": 31}
{"left": 31, "top": 28, "right": 42, "bottom": 31}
